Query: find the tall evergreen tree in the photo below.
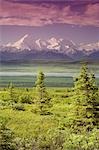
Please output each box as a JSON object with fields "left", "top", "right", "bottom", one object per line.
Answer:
{"left": 35, "top": 71, "right": 51, "bottom": 115}
{"left": 89, "top": 73, "right": 99, "bottom": 126}
{"left": 70, "top": 64, "right": 98, "bottom": 132}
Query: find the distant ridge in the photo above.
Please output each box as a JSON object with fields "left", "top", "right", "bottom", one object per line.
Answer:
{"left": 0, "top": 35, "right": 99, "bottom": 62}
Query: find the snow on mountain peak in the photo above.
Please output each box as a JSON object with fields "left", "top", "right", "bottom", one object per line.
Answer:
{"left": 5, "top": 35, "right": 78, "bottom": 52}
{"left": 65, "top": 45, "right": 69, "bottom": 49}
{"left": 1, "top": 35, "right": 99, "bottom": 59}
{"left": 47, "top": 37, "right": 60, "bottom": 50}
{"left": 35, "top": 39, "right": 42, "bottom": 49}
{"left": 80, "top": 41, "right": 99, "bottom": 54}
{"left": 48, "top": 37, "right": 58, "bottom": 45}
{"left": 20, "top": 34, "right": 29, "bottom": 41}
{"left": 6, "top": 42, "right": 12, "bottom": 47}
{"left": 12, "top": 34, "right": 29, "bottom": 49}
{"left": 35, "top": 39, "right": 47, "bottom": 50}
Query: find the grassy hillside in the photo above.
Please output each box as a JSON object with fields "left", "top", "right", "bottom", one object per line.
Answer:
{"left": 0, "top": 87, "right": 99, "bottom": 149}
{"left": 0, "top": 64, "right": 99, "bottom": 150}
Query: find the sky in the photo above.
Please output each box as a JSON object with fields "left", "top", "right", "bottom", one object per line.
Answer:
{"left": 0, "top": 0, "right": 99, "bottom": 44}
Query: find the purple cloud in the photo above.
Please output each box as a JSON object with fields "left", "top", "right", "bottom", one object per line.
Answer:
{"left": 0, "top": 0, "right": 99, "bottom": 27}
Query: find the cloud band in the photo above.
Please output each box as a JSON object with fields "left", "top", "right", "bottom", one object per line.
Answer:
{"left": 0, "top": 0, "right": 99, "bottom": 27}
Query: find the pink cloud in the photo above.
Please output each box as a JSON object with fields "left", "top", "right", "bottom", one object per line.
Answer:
{"left": 85, "top": 4, "right": 99, "bottom": 18}
{"left": 0, "top": 1, "right": 99, "bottom": 27}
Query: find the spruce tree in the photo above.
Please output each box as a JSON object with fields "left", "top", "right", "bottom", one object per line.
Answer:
{"left": 71, "top": 64, "right": 98, "bottom": 132}
{"left": 35, "top": 71, "right": 51, "bottom": 115}
{"left": 9, "top": 83, "right": 14, "bottom": 101}
{"left": 89, "top": 73, "right": 99, "bottom": 126}
{"left": 8, "top": 83, "right": 18, "bottom": 103}
{"left": 0, "top": 121, "right": 16, "bottom": 150}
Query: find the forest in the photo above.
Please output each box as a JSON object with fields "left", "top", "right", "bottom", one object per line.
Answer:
{"left": 0, "top": 64, "right": 99, "bottom": 150}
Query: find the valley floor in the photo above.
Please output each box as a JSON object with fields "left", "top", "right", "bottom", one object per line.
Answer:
{"left": 0, "top": 87, "right": 99, "bottom": 150}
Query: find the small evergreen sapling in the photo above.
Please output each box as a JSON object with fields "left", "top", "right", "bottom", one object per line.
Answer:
{"left": 8, "top": 83, "right": 18, "bottom": 103}
{"left": 35, "top": 71, "right": 51, "bottom": 115}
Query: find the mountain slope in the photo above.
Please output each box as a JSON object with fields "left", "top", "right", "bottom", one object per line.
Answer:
{"left": 0, "top": 35, "right": 99, "bottom": 62}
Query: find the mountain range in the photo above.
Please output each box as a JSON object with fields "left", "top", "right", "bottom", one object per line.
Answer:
{"left": 0, "top": 34, "right": 99, "bottom": 62}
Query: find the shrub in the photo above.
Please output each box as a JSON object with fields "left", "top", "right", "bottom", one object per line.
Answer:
{"left": 0, "top": 120, "right": 16, "bottom": 150}
{"left": 12, "top": 103, "right": 25, "bottom": 111}
{"left": 20, "top": 94, "right": 33, "bottom": 104}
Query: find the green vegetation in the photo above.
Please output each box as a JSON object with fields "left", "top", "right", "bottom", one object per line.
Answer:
{"left": 0, "top": 62, "right": 99, "bottom": 87}
{"left": 35, "top": 72, "right": 52, "bottom": 115}
{"left": 0, "top": 64, "right": 99, "bottom": 150}
{"left": 70, "top": 65, "right": 99, "bottom": 133}
{"left": 0, "top": 76, "right": 74, "bottom": 87}
{"left": 0, "top": 120, "right": 16, "bottom": 150}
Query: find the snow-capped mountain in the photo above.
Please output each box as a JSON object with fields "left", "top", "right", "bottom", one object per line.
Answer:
{"left": 5, "top": 34, "right": 36, "bottom": 51}
{"left": 0, "top": 34, "right": 99, "bottom": 61}
{"left": 0, "top": 34, "right": 83, "bottom": 55}
{"left": 80, "top": 42, "right": 99, "bottom": 54}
